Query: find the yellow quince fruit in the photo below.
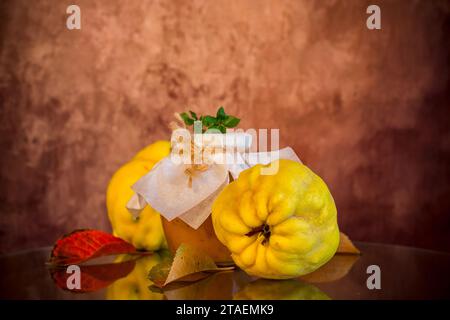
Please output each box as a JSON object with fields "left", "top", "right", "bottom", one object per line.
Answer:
{"left": 212, "top": 159, "right": 339, "bottom": 279}
{"left": 133, "top": 140, "right": 171, "bottom": 163}
{"left": 107, "top": 141, "right": 170, "bottom": 251}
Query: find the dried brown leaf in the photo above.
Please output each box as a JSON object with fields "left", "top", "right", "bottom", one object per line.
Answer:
{"left": 336, "top": 232, "right": 360, "bottom": 254}
{"left": 149, "top": 244, "right": 234, "bottom": 288}
{"left": 164, "top": 244, "right": 233, "bottom": 286}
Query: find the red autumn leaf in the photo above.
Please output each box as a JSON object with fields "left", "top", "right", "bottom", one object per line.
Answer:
{"left": 48, "top": 229, "right": 136, "bottom": 265}
{"left": 49, "top": 259, "right": 136, "bottom": 293}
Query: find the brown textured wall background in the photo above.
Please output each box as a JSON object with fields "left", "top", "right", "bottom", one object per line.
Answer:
{"left": 0, "top": 0, "right": 449, "bottom": 253}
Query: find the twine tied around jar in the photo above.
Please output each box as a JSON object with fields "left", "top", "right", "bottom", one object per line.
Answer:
{"left": 170, "top": 112, "right": 214, "bottom": 188}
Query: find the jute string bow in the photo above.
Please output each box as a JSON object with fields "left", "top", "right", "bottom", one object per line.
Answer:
{"left": 170, "top": 113, "right": 215, "bottom": 188}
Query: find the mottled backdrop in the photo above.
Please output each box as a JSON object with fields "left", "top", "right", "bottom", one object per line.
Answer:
{"left": 0, "top": 0, "right": 449, "bottom": 253}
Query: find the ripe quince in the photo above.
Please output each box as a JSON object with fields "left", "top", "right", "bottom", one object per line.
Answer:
{"left": 132, "top": 140, "right": 171, "bottom": 162}
{"left": 106, "top": 141, "right": 170, "bottom": 251}
{"left": 212, "top": 159, "right": 339, "bottom": 279}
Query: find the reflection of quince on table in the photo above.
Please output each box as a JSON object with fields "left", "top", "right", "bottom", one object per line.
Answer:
{"left": 106, "top": 253, "right": 166, "bottom": 300}
{"left": 162, "top": 271, "right": 238, "bottom": 300}
{"left": 150, "top": 252, "right": 358, "bottom": 300}
{"left": 234, "top": 279, "right": 330, "bottom": 300}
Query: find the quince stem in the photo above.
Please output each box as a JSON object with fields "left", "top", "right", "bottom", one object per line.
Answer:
{"left": 245, "top": 224, "right": 271, "bottom": 245}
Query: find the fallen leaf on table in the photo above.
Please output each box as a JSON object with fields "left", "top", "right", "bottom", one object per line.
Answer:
{"left": 48, "top": 229, "right": 137, "bottom": 266}
{"left": 164, "top": 244, "right": 219, "bottom": 285}
{"left": 49, "top": 258, "right": 136, "bottom": 293}
{"left": 148, "top": 243, "right": 234, "bottom": 288}
{"left": 299, "top": 254, "right": 359, "bottom": 283}
{"left": 336, "top": 232, "right": 360, "bottom": 254}
{"left": 149, "top": 272, "right": 214, "bottom": 293}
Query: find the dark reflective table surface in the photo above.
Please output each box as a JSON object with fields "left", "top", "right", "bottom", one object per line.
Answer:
{"left": 0, "top": 242, "right": 449, "bottom": 300}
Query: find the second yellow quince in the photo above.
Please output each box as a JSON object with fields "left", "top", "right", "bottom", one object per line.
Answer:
{"left": 212, "top": 159, "right": 339, "bottom": 279}
{"left": 107, "top": 141, "right": 170, "bottom": 251}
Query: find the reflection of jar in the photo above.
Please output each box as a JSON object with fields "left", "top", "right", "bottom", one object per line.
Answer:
{"left": 162, "top": 215, "right": 232, "bottom": 264}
